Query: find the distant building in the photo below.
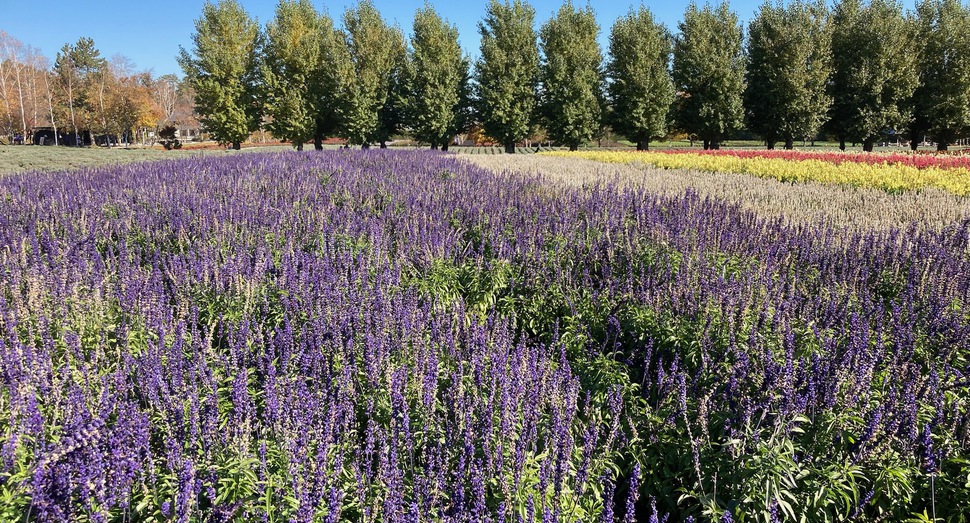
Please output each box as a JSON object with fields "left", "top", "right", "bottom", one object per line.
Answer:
{"left": 32, "top": 128, "right": 91, "bottom": 146}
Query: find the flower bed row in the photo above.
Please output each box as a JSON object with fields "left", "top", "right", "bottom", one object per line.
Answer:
{"left": 663, "top": 148, "right": 970, "bottom": 170}
{"left": 546, "top": 150, "right": 970, "bottom": 195}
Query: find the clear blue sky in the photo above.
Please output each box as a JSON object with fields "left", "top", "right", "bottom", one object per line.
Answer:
{"left": 1, "top": 0, "right": 914, "bottom": 77}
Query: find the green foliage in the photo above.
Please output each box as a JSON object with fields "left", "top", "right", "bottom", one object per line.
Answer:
{"left": 261, "top": 0, "right": 346, "bottom": 150}
{"left": 54, "top": 37, "right": 105, "bottom": 80}
{"left": 374, "top": 38, "right": 410, "bottom": 149}
{"left": 745, "top": 0, "right": 833, "bottom": 150}
{"left": 339, "top": 0, "right": 407, "bottom": 147}
{"left": 53, "top": 37, "right": 108, "bottom": 139}
{"left": 606, "top": 6, "right": 675, "bottom": 151}
{"left": 178, "top": 0, "right": 262, "bottom": 149}
{"left": 828, "top": 0, "right": 918, "bottom": 151}
{"left": 912, "top": 0, "right": 970, "bottom": 151}
{"left": 0, "top": 436, "right": 32, "bottom": 521}
{"left": 538, "top": 1, "right": 603, "bottom": 151}
{"left": 672, "top": 2, "right": 746, "bottom": 150}
{"left": 406, "top": 5, "right": 470, "bottom": 149}
{"left": 475, "top": 0, "right": 540, "bottom": 154}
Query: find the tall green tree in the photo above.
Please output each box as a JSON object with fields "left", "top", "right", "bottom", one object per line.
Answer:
{"left": 407, "top": 5, "right": 469, "bottom": 150}
{"left": 262, "top": 0, "right": 346, "bottom": 151}
{"left": 828, "top": 0, "right": 917, "bottom": 151}
{"left": 475, "top": 0, "right": 540, "bottom": 154}
{"left": 911, "top": 0, "right": 970, "bottom": 151}
{"left": 53, "top": 37, "right": 106, "bottom": 145}
{"left": 745, "top": 0, "right": 832, "bottom": 150}
{"left": 373, "top": 35, "right": 409, "bottom": 148}
{"left": 446, "top": 63, "right": 475, "bottom": 151}
{"left": 606, "top": 6, "right": 675, "bottom": 151}
{"left": 178, "top": 0, "right": 261, "bottom": 150}
{"left": 539, "top": 1, "right": 603, "bottom": 151}
{"left": 340, "top": 0, "right": 406, "bottom": 148}
{"left": 671, "top": 2, "right": 745, "bottom": 150}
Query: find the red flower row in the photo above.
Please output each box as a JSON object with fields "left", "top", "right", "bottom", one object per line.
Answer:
{"left": 651, "top": 148, "right": 970, "bottom": 170}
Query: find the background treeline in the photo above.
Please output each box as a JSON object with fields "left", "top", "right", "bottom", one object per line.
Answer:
{"left": 5, "top": 0, "right": 970, "bottom": 152}
{"left": 0, "top": 31, "right": 196, "bottom": 146}
{"left": 181, "top": 0, "right": 970, "bottom": 153}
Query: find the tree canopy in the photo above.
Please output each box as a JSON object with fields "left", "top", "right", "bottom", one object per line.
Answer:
{"left": 178, "top": 0, "right": 261, "bottom": 150}
{"left": 262, "top": 0, "right": 347, "bottom": 151}
{"left": 539, "top": 1, "right": 603, "bottom": 151}
{"left": 475, "top": 0, "right": 540, "bottom": 154}
{"left": 745, "top": 0, "right": 832, "bottom": 149}
{"left": 911, "top": 0, "right": 970, "bottom": 151}
{"left": 672, "top": 2, "right": 746, "bottom": 150}
{"left": 406, "top": 5, "right": 469, "bottom": 150}
{"left": 828, "top": 0, "right": 918, "bottom": 151}
{"left": 340, "top": 0, "right": 406, "bottom": 147}
{"left": 53, "top": 37, "right": 107, "bottom": 144}
{"left": 606, "top": 6, "right": 674, "bottom": 150}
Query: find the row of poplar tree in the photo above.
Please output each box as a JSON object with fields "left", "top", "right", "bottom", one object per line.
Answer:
{"left": 179, "top": 0, "right": 970, "bottom": 153}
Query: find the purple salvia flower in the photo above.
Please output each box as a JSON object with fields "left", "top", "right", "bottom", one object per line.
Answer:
{"left": 623, "top": 464, "right": 640, "bottom": 523}
{"left": 601, "top": 475, "right": 616, "bottom": 523}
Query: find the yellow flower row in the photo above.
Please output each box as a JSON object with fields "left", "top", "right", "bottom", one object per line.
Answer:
{"left": 541, "top": 150, "right": 970, "bottom": 196}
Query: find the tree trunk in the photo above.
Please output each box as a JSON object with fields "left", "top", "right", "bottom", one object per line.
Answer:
{"left": 431, "top": 142, "right": 439, "bottom": 150}
{"left": 441, "top": 142, "right": 449, "bottom": 151}
{"left": 784, "top": 138, "right": 794, "bottom": 150}
{"left": 44, "top": 72, "right": 58, "bottom": 146}
{"left": 14, "top": 58, "right": 28, "bottom": 143}
{"left": 0, "top": 56, "right": 9, "bottom": 137}
{"left": 569, "top": 143, "right": 578, "bottom": 152}
{"left": 296, "top": 142, "right": 303, "bottom": 151}
{"left": 314, "top": 134, "right": 323, "bottom": 150}
{"left": 766, "top": 141, "right": 775, "bottom": 150}
{"left": 910, "top": 137, "right": 919, "bottom": 151}
{"left": 937, "top": 142, "right": 948, "bottom": 152}
{"left": 97, "top": 72, "right": 107, "bottom": 139}
{"left": 839, "top": 137, "right": 846, "bottom": 151}
{"left": 637, "top": 140, "right": 648, "bottom": 151}
{"left": 703, "top": 139, "right": 710, "bottom": 150}
{"left": 232, "top": 141, "right": 241, "bottom": 150}
{"left": 380, "top": 141, "right": 387, "bottom": 149}
{"left": 862, "top": 139, "right": 874, "bottom": 152}
{"left": 67, "top": 77, "right": 78, "bottom": 146}
{"left": 504, "top": 142, "right": 515, "bottom": 154}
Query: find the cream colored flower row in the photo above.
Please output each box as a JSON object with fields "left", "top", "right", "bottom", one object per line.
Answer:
{"left": 460, "top": 154, "right": 970, "bottom": 232}
{"left": 542, "top": 150, "right": 970, "bottom": 196}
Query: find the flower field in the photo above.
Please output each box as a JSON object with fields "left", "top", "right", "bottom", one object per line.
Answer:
{"left": 639, "top": 148, "right": 970, "bottom": 170}
{"left": 547, "top": 149, "right": 970, "bottom": 195}
{"left": 1, "top": 150, "right": 969, "bottom": 522}
{"left": 462, "top": 154, "right": 970, "bottom": 232}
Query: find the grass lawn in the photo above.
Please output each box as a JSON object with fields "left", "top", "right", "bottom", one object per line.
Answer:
{"left": 0, "top": 144, "right": 290, "bottom": 175}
